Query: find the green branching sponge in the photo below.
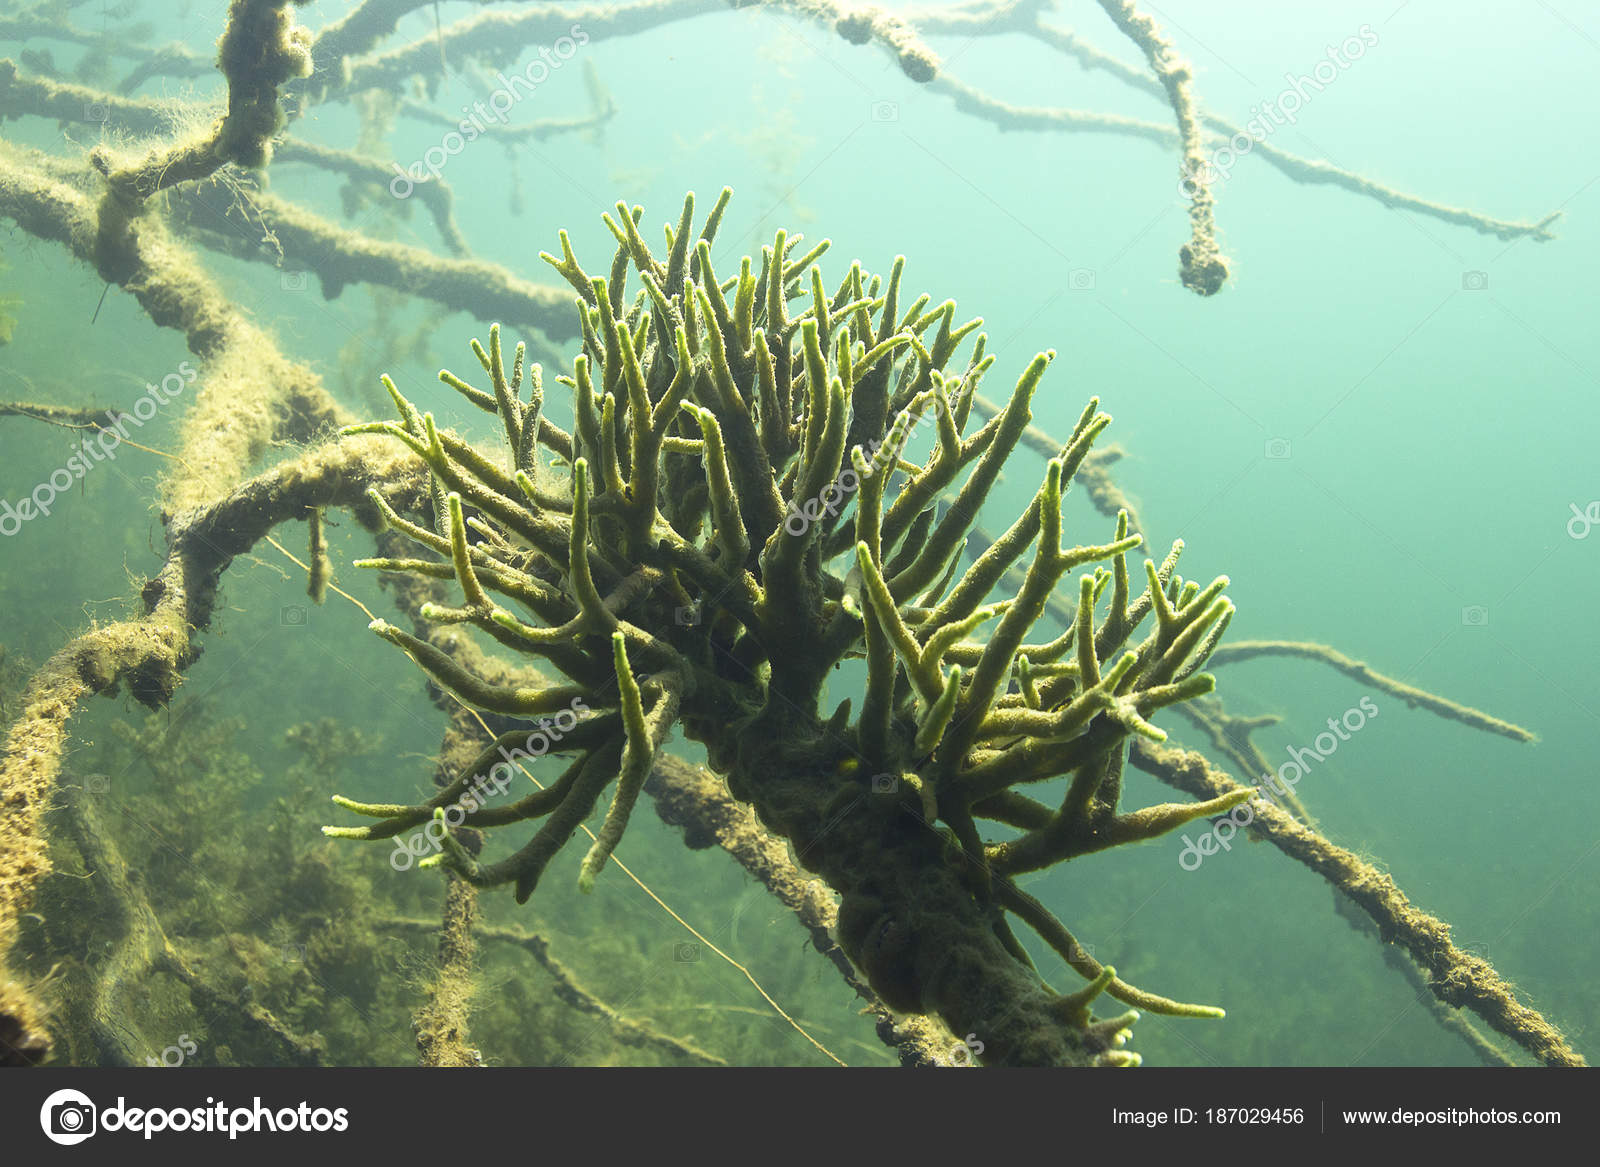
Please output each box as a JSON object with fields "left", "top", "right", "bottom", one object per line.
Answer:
{"left": 328, "top": 191, "right": 1242, "bottom": 1065}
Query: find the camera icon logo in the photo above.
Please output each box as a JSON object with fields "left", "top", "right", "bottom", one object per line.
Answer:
{"left": 947, "top": 1032, "right": 986, "bottom": 1067}
{"left": 1264, "top": 437, "right": 1292, "bottom": 460}
{"left": 673, "top": 941, "right": 701, "bottom": 963}
{"left": 674, "top": 602, "right": 701, "bottom": 626}
{"left": 1461, "top": 270, "right": 1489, "bottom": 291}
{"left": 1461, "top": 605, "right": 1489, "bottom": 627}
{"left": 280, "top": 270, "right": 310, "bottom": 292}
{"left": 84, "top": 101, "right": 109, "bottom": 124}
{"left": 40, "top": 1088, "right": 97, "bottom": 1145}
{"left": 1068, "top": 268, "right": 1096, "bottom": 291}
{"left": 871, "top": 100, "right": 899, "bottom": 122}
{"left": 869, "top": 772, "right": 899, "bottom": 794}
{"left": 280, "top": 604, "right": 307, "bottom": 627}
{"left": 1567, "top": 501, "right": 1600, "bottom": 540}
{"left": 1178, "top": 161, "right": 1218, "bottom": 198}
{"left": 84, "top": 773, "right": 110, "bottom": 795}
{"left": 1461, "top": 940, "right": 1491, "bottom": 967}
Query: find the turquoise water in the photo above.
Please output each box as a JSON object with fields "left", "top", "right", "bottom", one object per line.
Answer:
{"left": 0, "top": 0, "right": 1594, "bottom": 1067}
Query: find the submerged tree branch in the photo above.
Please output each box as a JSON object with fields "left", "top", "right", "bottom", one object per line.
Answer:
{"left": 1130, "top": 740, "right": 1582, "bottom": 1068}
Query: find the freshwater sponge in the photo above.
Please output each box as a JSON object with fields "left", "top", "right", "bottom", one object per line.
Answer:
{"left": 328, "top": 192, "right": 1246, "bottom": 1065}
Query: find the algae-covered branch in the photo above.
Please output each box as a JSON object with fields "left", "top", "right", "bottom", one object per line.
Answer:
{"left": 328, "top": 192, "right": 1252, "bottom": 1065}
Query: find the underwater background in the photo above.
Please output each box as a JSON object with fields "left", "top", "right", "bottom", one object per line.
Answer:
{"left": 0, "top": 0, "right": 1595, "bottom": 1068}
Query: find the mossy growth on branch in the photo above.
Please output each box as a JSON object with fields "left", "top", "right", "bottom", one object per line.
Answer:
{"left": 327, "top": 191, "right": 1245, "bottom": 1065}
